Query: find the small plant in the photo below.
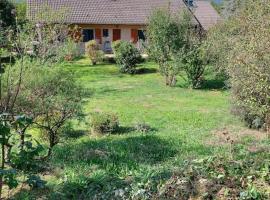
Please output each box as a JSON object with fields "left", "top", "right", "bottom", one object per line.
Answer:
{"left": 112, "top": 40, "right": 141, "bottom": 74}
{"left": 85, "top": 40, "right": 104, "bottom": 65}
{"left": 90, "top": 112, "right": 119, "bottom": 135}
{"left": 134, "top": 121, "right": 151, "bottom": 133}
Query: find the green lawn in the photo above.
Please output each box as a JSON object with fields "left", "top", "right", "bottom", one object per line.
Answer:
{"left": 15, "top": 58, "right": 268, "bottom": 199}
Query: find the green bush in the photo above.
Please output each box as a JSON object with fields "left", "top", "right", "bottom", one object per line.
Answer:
{"left": 85, "top": 40, "right": 104, "bottom": 65}
{"left": 205, "top": 0, "right": 270, "bottom": 129}
{"left": 176, "top": 39, "right": 205, "bottom": 88}
{"left": 90, "top": 112, "right": 119, "bottom": 135}
{"left": 112, "top": 40, "right": 141, "bottom": 74}
{"left": 147, "top": 9, "right": 194, "bottom": 87}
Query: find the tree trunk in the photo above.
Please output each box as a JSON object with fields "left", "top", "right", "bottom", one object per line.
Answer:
{"left": 0, "top": 142, "right": 5, "bottom": 199}
{"left": 45, "top": 130, "right": 56, "bottom": 159}
{"left": 165, "top": 74, "right": 177, "bottom": 87}
{"left": 20, "top": 131, "right": 25, "bottom": 151}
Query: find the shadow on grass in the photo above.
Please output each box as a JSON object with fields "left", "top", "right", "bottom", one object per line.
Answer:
{"left": 115, "top": 126, "right": 135, "bottom": 134}
{"left": 54, "top": 135, "right": 178, "bottom": 166}
{"left": 200, "top": 79, "right": 227, "bottom": 91}
{"left": 136, "top": 67, "right": 157, "bottom": 75}
{"left": 176, "top": 79, "right": 227, "bottom": 91}
{"left": 12, "top": 135, "right": 214, "bottom": 199}
{"left": 62, "top": 129, "right": 87, "bottom": 139}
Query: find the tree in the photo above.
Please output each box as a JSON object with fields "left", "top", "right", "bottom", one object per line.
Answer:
{"left": 26, "top": 67, "right": 83, "bottom": 158}
{"left": 147, "top": 8, "right": 194, "bottom": 86}
{"left": 0, "top": 6, "right": 83, "bottom": 196}
{"left": 176, "top": 37, "right": 205, "bottom": 88}
{"left": 0, "top": 0, "right": 16, "bottom": 28}
{"left": 13, "top": 0, "right": 27, "bottom": 26}
{"left": 205, "top": 0, "right": 270, "bottom": 131}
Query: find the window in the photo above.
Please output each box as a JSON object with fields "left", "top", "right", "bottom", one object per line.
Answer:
{"left": 184, "top": 0, "right": 194, "bottom": 7}
{"left": 138, "top": 30, "right": 146, "bottom": 41}
{"left": 82, "top": 29, "right": 94, "bottom": 42}
{"left": 103, "top": 29, "right": 109, "bottom": 37}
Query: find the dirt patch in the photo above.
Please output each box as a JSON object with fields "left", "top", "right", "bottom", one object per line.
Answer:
{"left": 206, "top": 126, "right": 269, "bottom": 150}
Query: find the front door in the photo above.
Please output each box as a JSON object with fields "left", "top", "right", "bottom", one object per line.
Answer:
{"left": 113, "top": 29, "right": 121, "bottom": 41}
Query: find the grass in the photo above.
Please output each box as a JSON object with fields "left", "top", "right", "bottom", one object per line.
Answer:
{"left": 14, "top": 58, "right": 269, "bottom": 199}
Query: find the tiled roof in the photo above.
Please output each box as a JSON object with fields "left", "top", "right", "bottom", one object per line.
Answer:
{"left": 27, "top": 0, "right": 220, "bottom": 30}
{"left": 193, "top": 1, "right": 221, "bottom": 30}
{"left": 27, "top": 0, "right": 186, "bottom": 25}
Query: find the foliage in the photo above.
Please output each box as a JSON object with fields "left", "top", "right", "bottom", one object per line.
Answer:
{"left": 13, "top": 0, "right": 27, "bottom": 26}
{"left": 0, "top": 0, "right": 16, "bottom": 28}
{"left": 112, "top": 40, "right": 141, "bottom": 74}
{"left": 147, "top": 8, "right": 195, "bottom": 86}
{"left": 176, "top": 37, "right": 206, "bottom": 88}
{"left": 60, "top": 38, "right": 79, "bottom": 61}
{"left": 26, "top": 174, "right": 46, "bottom": 189}
{"left": 85, "top": 40, "right": 104, "bottom": 65}
{"left": 16, "top": 65, "right": 83, "bottom": 157}
{"left": 0, "top": 114, "right": 45, "bottom": 198}
{"left": 11, "top": 58, "right": 268, "bottom": 199}
{"left": 205, "top": 0, "right": 270, "bottom": 129}
{"left": 26, "top": 6, "right": 77, "bottom": 65}
{"left": 0, "top": 7, "right": 83, "bottom": 197}
{"left": 133, "top": 121, "right": 151, "bottom": 134}
{"left": 221, "top": 0, "right": 245, "bottom": 18}
{"left": 157, "top": 154, "right": 269, "bottom": 200}
{"left": 90, "top": 112, "right": 119, "bottom": 135}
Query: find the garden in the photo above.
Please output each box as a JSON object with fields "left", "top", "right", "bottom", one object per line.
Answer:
{"left": 0, "top": 0, "right": 269, "bottom": 199}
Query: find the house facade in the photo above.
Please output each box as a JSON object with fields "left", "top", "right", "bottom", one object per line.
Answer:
{"left": 27, "top": 0, "right": 220, "bottom": 52}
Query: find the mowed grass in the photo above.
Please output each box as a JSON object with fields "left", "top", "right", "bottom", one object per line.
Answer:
{"left": 17, "top": 58, "right": 251, "bottom": 199}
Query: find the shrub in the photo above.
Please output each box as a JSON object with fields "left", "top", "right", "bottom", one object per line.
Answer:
{"left": 205, "top": 0, "right": 270, "bottom": 130}
{"left": 60, "top": 38, "right": 79, "bottom": 62}
{"left": 112, "top": 40, "right": 141, "bottom": 74}
{"left": 176, "top": 39, "right": 205, "bottom": 88}
{"left": 147, "top": 9, "right": 194, "bottom": 86}
{"left": 85, "top": 40, "right": 104, "bottom": 65}
{"left": 90, "top": 112, "right": 119, "bottom": 135}
{"left": 133, "top": 121, "right": 151, "bottom": 133}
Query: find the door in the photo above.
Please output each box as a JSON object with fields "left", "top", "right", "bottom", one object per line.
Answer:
{"left": 82, "top": 29, "right": 94, "bottom": 42}
{"left": 113, "top": 29, "right": 121, "bottom": 41}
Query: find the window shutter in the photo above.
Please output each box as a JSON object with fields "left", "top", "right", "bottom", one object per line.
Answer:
{"left": 95, "top": 29, "right": 102, "bottom": 44}
{"left": 131, "top": 29, "right": 138, "bottom": 43}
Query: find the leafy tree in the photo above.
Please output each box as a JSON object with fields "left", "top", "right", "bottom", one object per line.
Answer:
{"left": 29, "top": 68, "right": 83, "bottom": 158}
{"left": 0, "top": 0, "right": 16, "bottom": 28}
{"left": 0, "top": 6, "right": 83, "bottom": 197}
{"left": 205, "top": 0, "right": 270, "bottom": 131}
{"left": 176, "top": 37, "right": 205, "bottom": 88}
{"left": 13, "top": 0, "right": 27, "bottom": 26}
{"left": 147, "top": 8, "right": 194, "bottom": 86}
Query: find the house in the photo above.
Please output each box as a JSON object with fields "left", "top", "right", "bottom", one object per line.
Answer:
{"left": 27, "top": 0, "right": 220, "bottom": 52}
